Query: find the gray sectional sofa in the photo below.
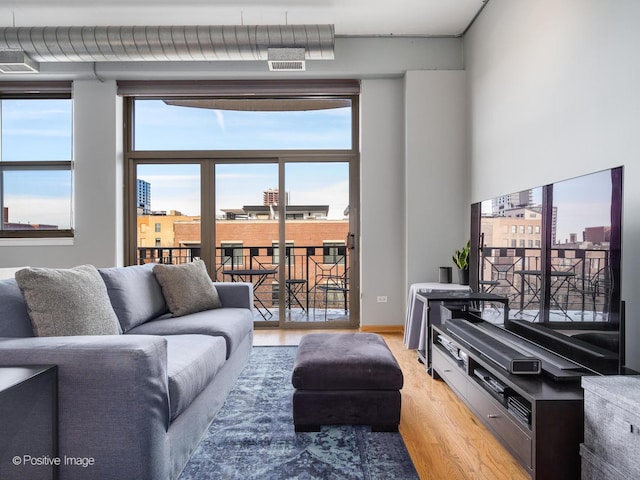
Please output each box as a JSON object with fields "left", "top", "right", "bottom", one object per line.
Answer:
{"left": 0, "top": 262, "right": 254, "bottom": 480}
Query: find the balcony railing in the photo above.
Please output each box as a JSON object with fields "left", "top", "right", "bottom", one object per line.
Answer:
{"left": 137, "top": 245, "right": 349, "bottom": 321}
{"left": 480, "top": 246, "right": 613, "bottom": 322}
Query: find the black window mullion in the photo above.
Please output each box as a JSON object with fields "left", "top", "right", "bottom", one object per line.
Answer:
{"left": 540, "top": 184, "right": 553, "bottom": 322}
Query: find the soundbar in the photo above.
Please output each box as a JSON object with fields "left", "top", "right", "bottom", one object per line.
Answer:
{"left": 445, "top": 319, "right": 541, "bottom": 375}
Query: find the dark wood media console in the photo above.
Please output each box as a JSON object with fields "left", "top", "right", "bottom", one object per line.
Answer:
{"left": 432, "top": 324, "right": 584, "bottom": 479}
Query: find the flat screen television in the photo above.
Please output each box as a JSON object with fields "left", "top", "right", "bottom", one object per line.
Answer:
{"left": 470, "top": 167, "right": 623, "bottom": 375}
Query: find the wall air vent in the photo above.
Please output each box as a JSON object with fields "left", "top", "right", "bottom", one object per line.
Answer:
{"left": 268, "top": 48, "right": 306, "bottom": 71}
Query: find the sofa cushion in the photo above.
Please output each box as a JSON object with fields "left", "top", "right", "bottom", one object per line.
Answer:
{"left": 0, "top": 278, "right": 35, "bottom": 337}
{"left": 15, "top": 265, "right": 122, "bottom": 337}
{"left": 165, "top": 334, "right": 226, "bottom": 420}
{"left": 99, "top": 264, "right": 168, "bottom": 333}
{"left": 153, "top": 260, "right": 221, "bottom": 317}
{"left": 127, "top": 308, "right": 253, "bottom": 359}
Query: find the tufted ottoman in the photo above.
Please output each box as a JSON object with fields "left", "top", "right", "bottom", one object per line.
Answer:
{"left": 291, "top": 333, "right": 404, "bottom": 432}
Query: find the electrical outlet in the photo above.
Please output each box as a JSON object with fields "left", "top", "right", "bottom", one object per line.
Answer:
{"left": 377, "top": 296, "right": 388, "bottom": 303}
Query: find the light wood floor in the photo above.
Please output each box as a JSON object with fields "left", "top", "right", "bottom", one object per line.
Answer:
{"left": 254, "top": 328, "right": 529, "bottom": 480}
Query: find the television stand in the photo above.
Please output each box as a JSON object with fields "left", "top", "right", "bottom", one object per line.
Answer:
{"left": 431, "top": 323, "right": 584, "bottom": 479}
{"left": 414, "top": 291, "right": 508, "bottom": 370}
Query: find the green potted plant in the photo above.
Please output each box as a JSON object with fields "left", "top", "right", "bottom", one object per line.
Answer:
{"left": 452, "top": 240, "right": 470, "bottom": 285}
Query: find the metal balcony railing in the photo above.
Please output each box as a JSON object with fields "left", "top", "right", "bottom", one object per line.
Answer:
{"left": 479, "top": 246, "right": 613, "bottom": 322}
{"left": 137, "top": 245, "right": 349, "bottom": 320}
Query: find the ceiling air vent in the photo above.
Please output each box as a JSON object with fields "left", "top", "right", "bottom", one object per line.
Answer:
{"left": 268, "top": 48, "right": 306, "bottom": 72}
{"left": 0, "top": 50, "right": 39, "bottom": 73}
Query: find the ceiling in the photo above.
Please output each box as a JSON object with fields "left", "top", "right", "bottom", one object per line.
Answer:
{"left": 0, "top": 0, "right": 487, "bottom": 37}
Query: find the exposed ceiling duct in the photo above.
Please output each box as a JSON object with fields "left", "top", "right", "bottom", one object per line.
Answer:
{"left": 0, "top": 24, "right": 334, "bottom": 71}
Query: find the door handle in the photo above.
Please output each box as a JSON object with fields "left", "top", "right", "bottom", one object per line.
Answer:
{"left": 346, "top": 233, "right": 355, "bottom": 250}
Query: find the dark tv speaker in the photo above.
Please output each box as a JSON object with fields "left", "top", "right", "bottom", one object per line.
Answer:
{"left": 446, "top": 319, "right": 541, "bottom": 375}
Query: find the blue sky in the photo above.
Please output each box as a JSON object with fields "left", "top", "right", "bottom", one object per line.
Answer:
{"left": 134, "top": 100, "right": 351, "bottom": 151}
{"left": 134, "top": 100, "right": 351, "bottom": 219}
{"left": 1, "top": 99, "right": 73, "bottom": 228}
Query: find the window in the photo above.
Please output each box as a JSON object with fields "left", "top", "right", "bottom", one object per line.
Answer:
{"left": 0, "top": 88, "right": 73, "bottom": 238}
{"left": 123, "top": 81, "right": 359, "bottom": 328}
{"left": 323, "top": 241, "right": 346, "bottom": 265}
{"left": 155, "top": 223, "right": 161, "bottom": 232}
{"left": 272, "top": 241, "right": 294, "bottom": 265}
{"left": 133, "top": 99, "right": 352, "bottom": 151}
{"left": 155, "top": 238, "right": 161, "bottom": 247}
{"left": 519, "top": 225, "right": 525, "bottom": 234}
{"left": 473, "top": 168, "right": 622, "bottom": 327}
{"left": 511, "top": 225, "right": 517, "bottom": 234}
{"left": 221, "top": 242, "right": 244, "bottom": 267}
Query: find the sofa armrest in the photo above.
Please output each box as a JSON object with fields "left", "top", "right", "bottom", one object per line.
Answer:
{"left": 0, "top": 335, "right": 170, "bottom": 480}
{"left": 214, "top": 282, "right": 254, "bottom": 310}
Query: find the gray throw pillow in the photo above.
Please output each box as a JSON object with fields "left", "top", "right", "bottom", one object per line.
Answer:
{"left": 15, "top": 265, "right": 122, "bottom": 337}
{"left": 99, "top": 263, "right": 168, "bottom": 333}
{"left": 153, "top": 260, "right": 222, "bottom": 317}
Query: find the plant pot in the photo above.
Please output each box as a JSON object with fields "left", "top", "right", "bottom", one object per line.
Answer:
{"left": 457, "top": 268, "right": 469, "bottom": 286}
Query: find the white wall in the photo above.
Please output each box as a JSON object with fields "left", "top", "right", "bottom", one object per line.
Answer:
{"left": 359, "top": 79, "right": 406, "bottom": 326}
{"left": 358, "top": 72, "right": 468, "bottom": 327}
{"left": 0, "top": 80, "right": 123, "bottom": 268}
{"left": 465, "top": 0, "right": 640, "bottom": 369}
{"left": 405, "top": 71, "right": 468, "bottom": 288}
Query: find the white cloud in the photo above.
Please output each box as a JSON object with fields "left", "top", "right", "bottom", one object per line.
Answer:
{"left": 215, "top": 110, "right": 225, "bottom": 131}
{"left": 5, "top": 128, "right": 71, "bottom": 138}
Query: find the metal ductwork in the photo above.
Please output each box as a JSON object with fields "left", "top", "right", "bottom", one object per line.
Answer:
{"left": 0, "top": 24, "right": 334, "bottom": 64}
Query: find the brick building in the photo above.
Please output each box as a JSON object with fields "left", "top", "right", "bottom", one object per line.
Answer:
{"left": 137, "top": 210, "right": 349, "bottom": 285}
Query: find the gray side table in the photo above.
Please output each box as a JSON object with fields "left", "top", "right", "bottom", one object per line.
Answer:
{"left": 0, "top": 365, "right": 58, "bottom": 480}
{"left": 581, "top": 375, "right": 640, "bottom": 480}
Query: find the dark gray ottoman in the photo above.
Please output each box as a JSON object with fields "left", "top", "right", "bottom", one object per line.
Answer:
{"left": 292, "top": 333, "right": 404, "bottom": 432}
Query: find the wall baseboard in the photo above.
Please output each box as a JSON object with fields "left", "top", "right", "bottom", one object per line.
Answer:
{"left": 360, "top": 325, "right": 404, "bottom": 334}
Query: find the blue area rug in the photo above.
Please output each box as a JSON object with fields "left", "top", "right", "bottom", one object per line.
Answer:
{"left": 179, "top": 346, "right": 419, "bottom": 480}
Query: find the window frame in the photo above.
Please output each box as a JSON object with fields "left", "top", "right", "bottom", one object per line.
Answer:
{"left": 121, "top": 81, "right": 361, "bottom": 329}
{"left": 0, "top": 84, "right": 74, "bottom": 239}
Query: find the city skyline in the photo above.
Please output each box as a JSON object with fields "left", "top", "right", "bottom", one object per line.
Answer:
{"left": 481, "top": 169, "right": 613, "bottom": 245}
{"left": 137, "top": 161, "right": 350, "bottom": 221}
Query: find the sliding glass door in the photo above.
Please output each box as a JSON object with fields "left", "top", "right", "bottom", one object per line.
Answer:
{"left": 124, "top": 86, "right": 359, "bottom": 328}
{"left": 283, "top": 162, "right": 352, "bottom": 325}
{"left": 214, "top": 162, "right": 280, "bottom": 323}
